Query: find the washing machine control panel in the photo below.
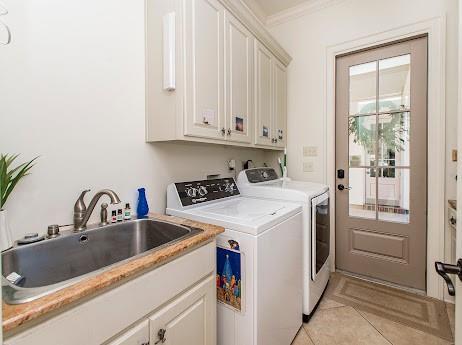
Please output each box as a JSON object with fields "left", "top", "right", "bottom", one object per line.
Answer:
{"left": 245, "top": 168, "right": 279, "bottom": 183}
{"left": 175, "top": 178, "right": 240, "bottom": 206}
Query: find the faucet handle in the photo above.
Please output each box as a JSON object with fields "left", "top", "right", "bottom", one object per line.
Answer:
{"left": 74, "top": 189, "right": 90, "bottom": 212}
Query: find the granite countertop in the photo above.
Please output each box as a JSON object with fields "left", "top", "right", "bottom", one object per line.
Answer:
{"left": 448, "top": 199, "right": 457, "bottom": 211}
{"left": 2, "top": 213, "right": 224, "bottom": 333}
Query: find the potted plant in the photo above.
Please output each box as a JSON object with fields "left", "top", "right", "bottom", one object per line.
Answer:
{"left": 0, "top": 154, "right": 37, "bottom": 251}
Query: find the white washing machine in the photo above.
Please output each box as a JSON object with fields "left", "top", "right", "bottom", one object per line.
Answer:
{"left": 167, "top": 177, "right": 303, "bottom": 345}
{"left": 237, "top": 168, "right": 330, "bottom": 321}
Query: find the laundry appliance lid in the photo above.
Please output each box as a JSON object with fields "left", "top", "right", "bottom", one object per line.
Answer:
{"left": 238, "top": 178, "right": 328, "bottom": 203}
{"left": 169, "top": 197, "right": 301, "bottom": 236}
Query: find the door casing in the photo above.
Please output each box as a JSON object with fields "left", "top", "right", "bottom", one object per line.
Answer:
{"left": 325, "top": 17, "right": 447, "bottom": 300}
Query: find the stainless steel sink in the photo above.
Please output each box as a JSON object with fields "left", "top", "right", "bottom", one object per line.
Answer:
{"left": 2, "top": 218, "right": 202, "bottom": 304}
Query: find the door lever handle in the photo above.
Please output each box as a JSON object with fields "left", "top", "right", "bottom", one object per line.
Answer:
{"left": 337, "top": 184, "right": 351, "bottom": 191}
{"left": 435, "top": 259, "right": 462, "bottom": 296}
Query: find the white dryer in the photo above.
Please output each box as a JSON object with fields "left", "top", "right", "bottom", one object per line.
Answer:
{"left": 237, "top": 168, "right": 330, "bottom": 321}
{"left": 167, "top": 177, "right": 303, "bottom": 345}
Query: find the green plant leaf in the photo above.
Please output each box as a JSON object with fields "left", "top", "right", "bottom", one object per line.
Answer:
{"left": 0, "top": 154, "right": 38, "bottom": 209}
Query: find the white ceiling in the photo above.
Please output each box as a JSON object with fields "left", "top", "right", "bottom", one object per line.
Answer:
{"left": 249, "top": 0, "right": 310, "bottom": 16}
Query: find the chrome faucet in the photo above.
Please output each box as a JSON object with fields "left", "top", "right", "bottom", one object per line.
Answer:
{"left": 73, "top": 189, "right": 121, "bottom": 231}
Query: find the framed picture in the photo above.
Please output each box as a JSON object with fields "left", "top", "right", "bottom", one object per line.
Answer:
{"left": 216, "top": 246, "right": 242, "bottom": 312}
{"left": 235, "top": 116, "right": 244, "bottom": 132}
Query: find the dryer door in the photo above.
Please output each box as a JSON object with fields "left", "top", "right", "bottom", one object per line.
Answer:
{"left": 311, "top": 192, "right": 330, "bottom": 280}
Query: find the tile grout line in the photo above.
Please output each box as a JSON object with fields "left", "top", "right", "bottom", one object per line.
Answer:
{"left": 354, "top": 307, "right": 395, "bottom": 345}
{"left": 304, "top": 326, "right": 317, "bottom": 345}
{"left": 303, "top": 305, "right": 351, "bottom": 345}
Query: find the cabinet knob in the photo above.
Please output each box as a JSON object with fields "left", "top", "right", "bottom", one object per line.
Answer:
{"left": 221, "top": 127, "right": 226, "bottom": 136}
{"left": 154, "top": 328, "right": 167, "bottom": 344}
{"left": 227, "top": 128, "right": 231, "bottom": 136}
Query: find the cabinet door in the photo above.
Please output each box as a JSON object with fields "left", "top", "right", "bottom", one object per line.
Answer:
{"left": 254, "top": 40, "right": 273, "bottom": 147}
{"left": 183, "top": 0, "right": 225, "bottom": 140}
{"left": 272, "top": 59, "right": 287, "bottom": 148}
{"left": 149, "top": 275, "right": 216, "bottom": 345}
{"left": 106, "top": 320, "right": 149, "bottom": 345}
{"left": 225, "top": 12, "right": 253, "bottom": 143}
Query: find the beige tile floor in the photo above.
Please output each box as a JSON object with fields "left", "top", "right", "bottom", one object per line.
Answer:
{"left": 292, "top": 277, "right": 456, "bottom": 345}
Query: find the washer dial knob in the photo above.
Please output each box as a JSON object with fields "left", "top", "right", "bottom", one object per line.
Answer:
{"left": 198, "top": 186, "right": 208, "bottom": 196}
{"left": 186, "top": 188, "right": 197, "bottom": 197}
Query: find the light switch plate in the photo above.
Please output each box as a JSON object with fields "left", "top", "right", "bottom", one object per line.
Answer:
{"left": 303, "top": 146, "right": 318, "bottom": 157}
{"left": 303, "top": 161, "right": 314, "bottom": 173}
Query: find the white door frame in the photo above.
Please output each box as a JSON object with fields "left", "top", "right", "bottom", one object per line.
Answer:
{"left": 325, "top": 17, "right": 446, "bottom": 299}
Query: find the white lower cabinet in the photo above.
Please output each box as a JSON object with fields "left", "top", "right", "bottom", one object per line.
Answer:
{"left": 107, "top": 275, "right": 215, "bottom": 345}
{"left": 107, "top": 320, "right": 150, "bottom": 345}
{"left": 149, "top": 275, "right": 216, "bottom": 345}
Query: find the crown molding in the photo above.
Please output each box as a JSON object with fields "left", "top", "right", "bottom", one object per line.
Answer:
{"left": 220, "top": 0, "right": 292, "bottom": 65}
{"left": 240, "top": 0, "right": 267, "bottom": 24}
{"left": 267, "top": 0, "right": 346, "bottom": 27}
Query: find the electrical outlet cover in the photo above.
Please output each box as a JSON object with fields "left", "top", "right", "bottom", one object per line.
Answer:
{"left": 303, "top": 161, "right": 314, "bottom": 172}
{"left": 303, "top": 146, "right": 318, "bottom": 157}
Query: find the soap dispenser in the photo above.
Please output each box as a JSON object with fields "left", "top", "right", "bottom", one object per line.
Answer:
{"left": 137, "top": 188, "right": 149, "bottom": 218}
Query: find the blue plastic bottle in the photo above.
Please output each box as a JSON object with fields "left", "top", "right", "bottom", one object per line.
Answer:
{"left": 137, "top": 188, "right": 149, "bottom": 218}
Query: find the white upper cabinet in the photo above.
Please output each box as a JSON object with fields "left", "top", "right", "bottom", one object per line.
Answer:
{"left": 145, "top": 0, "right": 291, "bottom": 150}
{"left": 254, "top": 41, "right": 273, "bottom": 147}
{"left": 225, "top": 12, "right": 253, "bottom": 143}
{"left": 183, "top": 0, "right": 225, "bottom": 140}
{"left": 272, "top": 59, "right": 287, "bottom": 148}
{"left": 254, "top": 42, "right": 288, "bottom": 148}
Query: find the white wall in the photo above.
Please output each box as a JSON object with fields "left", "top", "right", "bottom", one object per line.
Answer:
{"left": 0, "top": 0, "right": 275, "bottom": 240}
{"left": 268, "top": 0, "right": 458, "bottom": 205}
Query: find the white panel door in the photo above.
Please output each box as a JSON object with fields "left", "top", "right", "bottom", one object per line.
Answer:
{"left": 254, "top": 40, "right": 273, "bottom": 147}
{"left": 149, "top": 275, "right": 216, "bottom": 345}
{"left": 183, "top": 0, "right": 225, "bottom": 140}
{"left": 225, "top": 12, "right": 253, "bottom": 143}
{"left": 106, "top": 320, "right": 149, "bottom": 345}
{"left": 272, "top": 59, "right": 287, "bottom": 148}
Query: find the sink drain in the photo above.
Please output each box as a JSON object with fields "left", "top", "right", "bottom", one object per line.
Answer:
{"left": 79, "top": 234, "right": 89, "bottom": 243}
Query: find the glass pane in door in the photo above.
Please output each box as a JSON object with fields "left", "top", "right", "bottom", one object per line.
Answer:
{"left": 377, "top": 112, "right": 410, "bottom": 167}
{"left": 379, "top": 54, "right": 411, "bottom": 112}
{"left": 349, "top": 61, "right": 377, "bottom": 115}
{"left": 349, "top": 115, "right": 377, "bottom": 167}
{"left": 349, "top": 168, "right": 376, "bottom": 219}
{"left": 378, "top": 168, "right": 410, "bottom": 223}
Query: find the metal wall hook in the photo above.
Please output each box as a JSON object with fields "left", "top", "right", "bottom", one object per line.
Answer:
{"left": 0, "top": 4, "right": 7, "bottom": 16}
{"left": 0, "top": 20, "right": 11, "bottom": 45}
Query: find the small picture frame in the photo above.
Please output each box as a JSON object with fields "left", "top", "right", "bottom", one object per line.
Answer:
{"left": 235, "top": 117, "right": 244, "bottom": 132}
